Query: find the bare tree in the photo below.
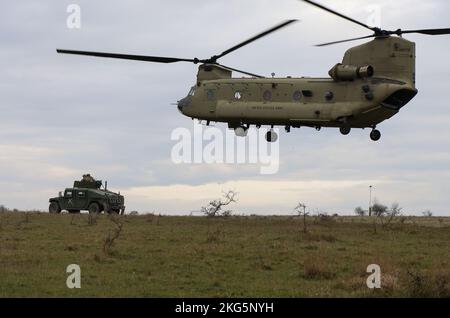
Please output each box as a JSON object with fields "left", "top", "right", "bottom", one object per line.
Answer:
{"left": 294, "top": 203, "right": 308, "bottom": 233}
{"left": 201, "top": 190, "right": 238, "bottom": 217}
{"left": 371, "top": 201, "right": 388, "bottom": 217}
{"left": 382, "top": 202, "right": 403, "bottom": 227}
{"left": 422, "top": 210, "right": 433, "bottom": 217}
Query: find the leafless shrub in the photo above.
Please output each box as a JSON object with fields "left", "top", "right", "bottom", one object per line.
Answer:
{"left": 205, "top": 227, "right": 224, "bottom": 243}
{"left": 103, "top": 216, "right": 123, "bottom": 256}
{"left": 371, "top": 201, "right": 403, "bottom": 232}
{"left": 256, "top": 255, "right": 273, "bottom": 271}
{"left": 381, "top": 203, "right": 403, "bottom": 228}
{"left": 303, "top": 259, "right": 335, "bottom": 280}
{"left": 422, "top": 210, "right": 433, "bottom": 217}
{"left": 15, "top": 212, "right": 30, "bottom": 229}
{"left": 302, "top": 232, "right": 337, "bottom": 243}
{"left": 317, "top": 213, "right": 335, "bottom": 225}
{"left": 405, "top": 270, "right": 450, "bottom": 298}
{"left": 70, "top": 214, "right": 77, "bottom": 225}
{"left": 88, "top": 213, "right": 97, "bottom": 226}
{"left": 202, "top": 190, "right": 238, "bottom": 217}
{"left": 294, "top": 203, "right": 308, "bottom": 233}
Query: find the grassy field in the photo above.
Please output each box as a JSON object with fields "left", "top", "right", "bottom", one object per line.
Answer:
{"left": 0, "top": 212, "right": 449, "bottom": 297}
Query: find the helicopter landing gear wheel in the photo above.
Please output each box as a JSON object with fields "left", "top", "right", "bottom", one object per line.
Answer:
{"left": 234, "top": 126, "right": 248, "bottom": 137}
{"left": 370, "top": 129, "right": 381, "bottom": 141}
{"left": 265, "top": 129, "right": 278, "bottom": 143}
{"left": 340, "top": 126, "right": 351, "bottom": 135}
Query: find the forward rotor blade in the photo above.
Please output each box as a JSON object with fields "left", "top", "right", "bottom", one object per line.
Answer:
{"left": 400, "top": 28, "right": 450, "bottom": 35}
{"left": 213, "top": 20, "right": 298, "bottom": 61}
{"left": 315, "top": 34, "right": 376, "bottom": 47}
{"left": 216, "top": 63, "right": 265, "bottom": 78}
{"left": 302, "top": 0, "right": 374, "bottom": 32}
{"left": 56, "top": 49, "right": 198, "bottom": 64}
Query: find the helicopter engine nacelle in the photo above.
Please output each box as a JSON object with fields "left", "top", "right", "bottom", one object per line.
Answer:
{"left": 328, "top": 63, "right": 374, "bottom": 81}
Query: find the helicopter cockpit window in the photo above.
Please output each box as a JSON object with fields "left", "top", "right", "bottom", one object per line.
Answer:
{"left": 188, "top": 86, "right": 196, "bottom": 96}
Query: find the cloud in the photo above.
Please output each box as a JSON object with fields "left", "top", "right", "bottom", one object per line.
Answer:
{"left": 1, "top": 0, "right": 449, "bottom": 215}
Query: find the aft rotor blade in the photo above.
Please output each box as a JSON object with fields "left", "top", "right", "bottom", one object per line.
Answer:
{"left": 56, "top": 49, "right": 198, "bottom": 64}
{"left": 302, "top": 0, "right": 375, "bottom": 32}
{"left": 315, "top": 34, "right": 376, "bottom": 47}
{"left": 400, "top": 28, "right": 450, "bottom": 35}
{"left": 213, "top": 20, "right": 298, "bottom": 61}
{"left": 217, "top": 63, "right": 265, "bottom": 78}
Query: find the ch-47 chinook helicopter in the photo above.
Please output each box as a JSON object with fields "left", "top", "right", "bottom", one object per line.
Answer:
{"left": 57, "top": 0, "right": 450, "bottom": 142}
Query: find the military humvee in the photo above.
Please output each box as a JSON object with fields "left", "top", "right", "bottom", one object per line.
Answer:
{"left": 49, "top": 175, "right": 125, "bottom": 214}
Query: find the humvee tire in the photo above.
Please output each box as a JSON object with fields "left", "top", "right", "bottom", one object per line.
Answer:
{"left": 49, "top": 202, "right": 61, "bottom": 214}
{"left": 88, "top": 202, "right": 100, "bottom": 214}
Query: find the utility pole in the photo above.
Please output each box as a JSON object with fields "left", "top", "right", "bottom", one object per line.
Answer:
{"left": 369, "top": 185, "right": 373, "bottom": 217}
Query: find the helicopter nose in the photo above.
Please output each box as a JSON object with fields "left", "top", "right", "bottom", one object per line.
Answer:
{"left": 177, "top": 97, "right": 191, "bottom": 113}
{"left": 177, "top": 101, "right": 183, "bottom": 113}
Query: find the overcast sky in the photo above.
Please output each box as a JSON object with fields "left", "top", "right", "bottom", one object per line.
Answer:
{"left": 1, "top": 0, "right": 450, "bottom": 215}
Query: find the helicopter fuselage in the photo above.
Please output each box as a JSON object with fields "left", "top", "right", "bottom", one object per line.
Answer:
{"left": 180, "top": 76, "right": 417, "bottom": 129}
{"left": 179, "top": 36, "right": 418, "bottom": 140}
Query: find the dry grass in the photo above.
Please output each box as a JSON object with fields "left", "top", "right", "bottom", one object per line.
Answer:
{"left": 0, "top": 212, "right": 449, "bottom": 297}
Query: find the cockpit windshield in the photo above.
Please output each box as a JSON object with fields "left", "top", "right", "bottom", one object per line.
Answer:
{"left": 188, "top": 86, "right": 196, "bottom": 96}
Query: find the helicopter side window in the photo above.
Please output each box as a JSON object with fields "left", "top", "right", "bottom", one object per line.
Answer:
{"left": 263, "top": 90, "right": 272, "bottom": 101}
{"left": 325, "top": 91, "right": 334, "bottom": 101}
{"left": 302, "top": 90, "right": 313, "bottom": 97}
{"left": 293, "top": 90, "right": 302, "bottom": 101}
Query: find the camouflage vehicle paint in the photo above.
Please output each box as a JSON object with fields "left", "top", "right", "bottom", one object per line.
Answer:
{"left": 49, "top": 179, "right": 125, "bottom": 214}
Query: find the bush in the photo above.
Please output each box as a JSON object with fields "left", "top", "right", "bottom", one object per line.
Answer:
{"left": 354, "top": 207, "right": 366, "bottom": 216}
{"left": 303, "top": 259, "right": 336, "bottom": 280}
